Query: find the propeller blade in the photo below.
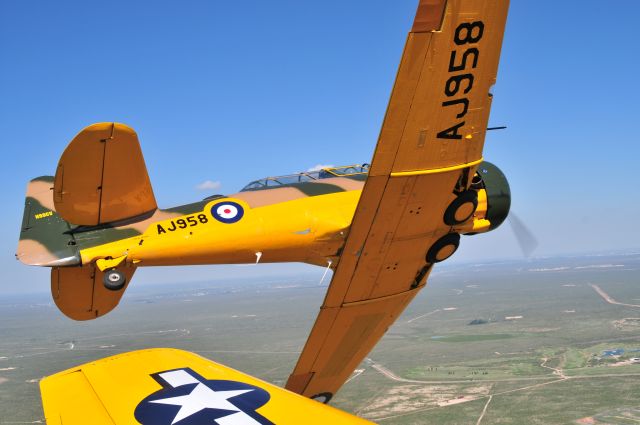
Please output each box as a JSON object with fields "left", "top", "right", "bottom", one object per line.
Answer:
{"left": 508, "top": 212, "right": 538, "bottom": 258}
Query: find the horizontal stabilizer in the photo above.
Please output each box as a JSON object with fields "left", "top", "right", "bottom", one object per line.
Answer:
{"left": 51, "top": 264, "right": 135, "bottom": 321}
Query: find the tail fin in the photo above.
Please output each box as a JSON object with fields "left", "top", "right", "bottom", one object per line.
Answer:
{"left": 16, "top": 176, "right": 80, "bottom": 267}
{"left": 54, "top": 122, "right": 157, "bottom": 225}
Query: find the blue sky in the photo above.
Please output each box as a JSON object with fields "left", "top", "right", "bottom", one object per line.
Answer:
{"left": 2, "top": 1, "right": 638, "bottom": 294}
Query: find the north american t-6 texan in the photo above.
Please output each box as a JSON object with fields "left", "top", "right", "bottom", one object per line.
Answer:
{"left": 17, "top": 0, "right": 511, "bottom": 423}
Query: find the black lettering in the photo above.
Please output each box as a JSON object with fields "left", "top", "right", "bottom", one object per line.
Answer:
{"left": 157, "top": 224, "right": 166, "bottom": 235}
{"left": 445, "top": 74, "right": 474, "bottom": 97}
{"left": 449, "top": 48, "right": 479, "bottom": 72}
{"left": 177, "top": 219, "right": 187, "bottom": 229}
{"left": 437, "top": 122, "right": 465, "bottom": 140}
{"left": 443, "top": 98, "right": 469, "bottom": 119}
{"left": 167, "top": 221, "right": 177, "bottom": 232}
{"left": 187, "top": 216, "right": 198, "bottom": 227}
{"left": 454, "top": 21, "right": 484, "bottom": 45}
{"left": 198, "top": 214, "right": 208, "bottom": 224}
{"left": 440, "top": 21, "right": 484, "bottom": 143}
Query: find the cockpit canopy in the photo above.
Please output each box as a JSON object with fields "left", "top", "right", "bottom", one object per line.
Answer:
{"left": 241, "top": 164, "right": 370, "bottom": 192}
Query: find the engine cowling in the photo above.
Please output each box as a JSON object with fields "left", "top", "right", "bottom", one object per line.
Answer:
{"left": 404, "top": 161, "right": 511, "bottom": 265}
{"left": 458, "top": 161, "right": 511, "bottom": 235}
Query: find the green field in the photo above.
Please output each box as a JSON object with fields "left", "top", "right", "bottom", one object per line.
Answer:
{"left": 1, "top": 253, "right": 639, "bottom": 424}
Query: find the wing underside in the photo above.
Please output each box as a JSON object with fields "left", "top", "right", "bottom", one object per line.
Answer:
{"left": 286, "top": 0, "right": 510, "bottom": 400}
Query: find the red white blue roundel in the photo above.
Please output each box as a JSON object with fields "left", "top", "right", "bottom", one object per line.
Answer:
{"left": 212, "top": 202, "right": 244, "bottom": 224}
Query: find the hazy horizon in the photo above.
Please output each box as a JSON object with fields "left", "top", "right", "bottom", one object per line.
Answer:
{"left": 2, "top": 0, "right": 638, "bottom": 293}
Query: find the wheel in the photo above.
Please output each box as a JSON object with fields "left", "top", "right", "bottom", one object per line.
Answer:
{"left": 311, "top": 392, "right": 333, "bottom": 404}
{"left": 443, "top": 190, "right": 478, "bottom": 226}
{"left": 426, "top": 233, "right": 460, "bottom": 263}
{"left": 103, "top": 269, "right": 126, "bottom": 291}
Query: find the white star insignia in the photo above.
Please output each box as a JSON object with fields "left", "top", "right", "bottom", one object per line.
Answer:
{"left": 150, "top": 383, "right": 253, "bottom": 424}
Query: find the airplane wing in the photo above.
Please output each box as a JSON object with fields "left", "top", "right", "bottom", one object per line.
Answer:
{"left": 286, "top": 0, "right": 510, "bottom": 401}
{"left": 40, "top": 348, "right": 372, "bottom": 425}
{"left": 54, "top": 122, "right": 157, "bottom": 226}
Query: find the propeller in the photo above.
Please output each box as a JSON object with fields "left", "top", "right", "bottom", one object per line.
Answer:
{"left": 508, "top": 212, "right": 538, "bottom": 258}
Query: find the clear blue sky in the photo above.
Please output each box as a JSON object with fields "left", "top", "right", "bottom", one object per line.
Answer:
{"left": 2, "top": 1, "right": 638, "bottom": 294}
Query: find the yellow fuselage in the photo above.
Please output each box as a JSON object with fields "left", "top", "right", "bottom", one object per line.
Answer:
{"left": 80, "top": 190, "right": 361, "bottom": 270}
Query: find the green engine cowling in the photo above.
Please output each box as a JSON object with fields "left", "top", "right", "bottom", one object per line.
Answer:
{"left": 420, "top": 161, "right": 511, "bottom": 264}
{"left": 477, "top": 161, "right": 511, "bottom": 231}
{"left": 459, "top": 161, "right": 511, "bottom": 235}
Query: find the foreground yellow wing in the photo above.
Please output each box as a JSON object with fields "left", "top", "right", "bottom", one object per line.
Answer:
{"left": 286, "top": 0, "right": 509, "bottom": 401}
{"left": 54, "top": 122, "right": 157, "bottom": 225}
{"left": 41, "top": 348, "right": 372, "bottom": 425}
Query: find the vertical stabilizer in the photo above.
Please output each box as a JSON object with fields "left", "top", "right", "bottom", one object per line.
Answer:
{"left": 16, "top": 176, "right": 80, "bottom": 266}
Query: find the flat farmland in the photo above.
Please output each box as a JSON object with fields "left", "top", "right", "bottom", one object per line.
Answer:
{"left": 1, "top": 253, "right": 639, "bottom": 424}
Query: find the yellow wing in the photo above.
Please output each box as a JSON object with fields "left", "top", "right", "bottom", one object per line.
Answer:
{"left": 40, "top": 348, "right": 372, "bottom": 425}
{"left": 286, "top": 0, "right": 509, "bottom": 400}
{"left": 54, "top": 122, "right": 157, "bottom": 225}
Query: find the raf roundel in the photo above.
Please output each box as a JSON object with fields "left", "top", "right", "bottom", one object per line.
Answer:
{"left": 211, "top": 201, "right": 244, "bottom": 224}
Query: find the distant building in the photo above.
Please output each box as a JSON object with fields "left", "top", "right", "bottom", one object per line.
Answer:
{"left": 602, "top": 349, "right": 624, "bottom": 357}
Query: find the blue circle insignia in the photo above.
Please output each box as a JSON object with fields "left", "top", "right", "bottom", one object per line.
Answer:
{"left": 135, "top": 368, "right": 272, "bottom": 425}
{"left": 211, "top": 201, "right": 245, "bottom": 224}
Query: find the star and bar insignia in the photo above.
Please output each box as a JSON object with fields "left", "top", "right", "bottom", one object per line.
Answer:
{"left": 135, "top": 368, "right": 273, "bottom": 425}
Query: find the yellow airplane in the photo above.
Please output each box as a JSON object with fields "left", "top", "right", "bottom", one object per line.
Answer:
{"left": 19, "top": 0, "right": 511, "bottom": 422}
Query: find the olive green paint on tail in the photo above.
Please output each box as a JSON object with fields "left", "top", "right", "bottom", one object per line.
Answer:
{"left": 70, "top": 226, "right": 141, "bottom": 251}
{"left": 20, "top": 196, "right": 143, "bottom": 260}
{"left": 19, "top": 196, "right": 78, "bottom": 263}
